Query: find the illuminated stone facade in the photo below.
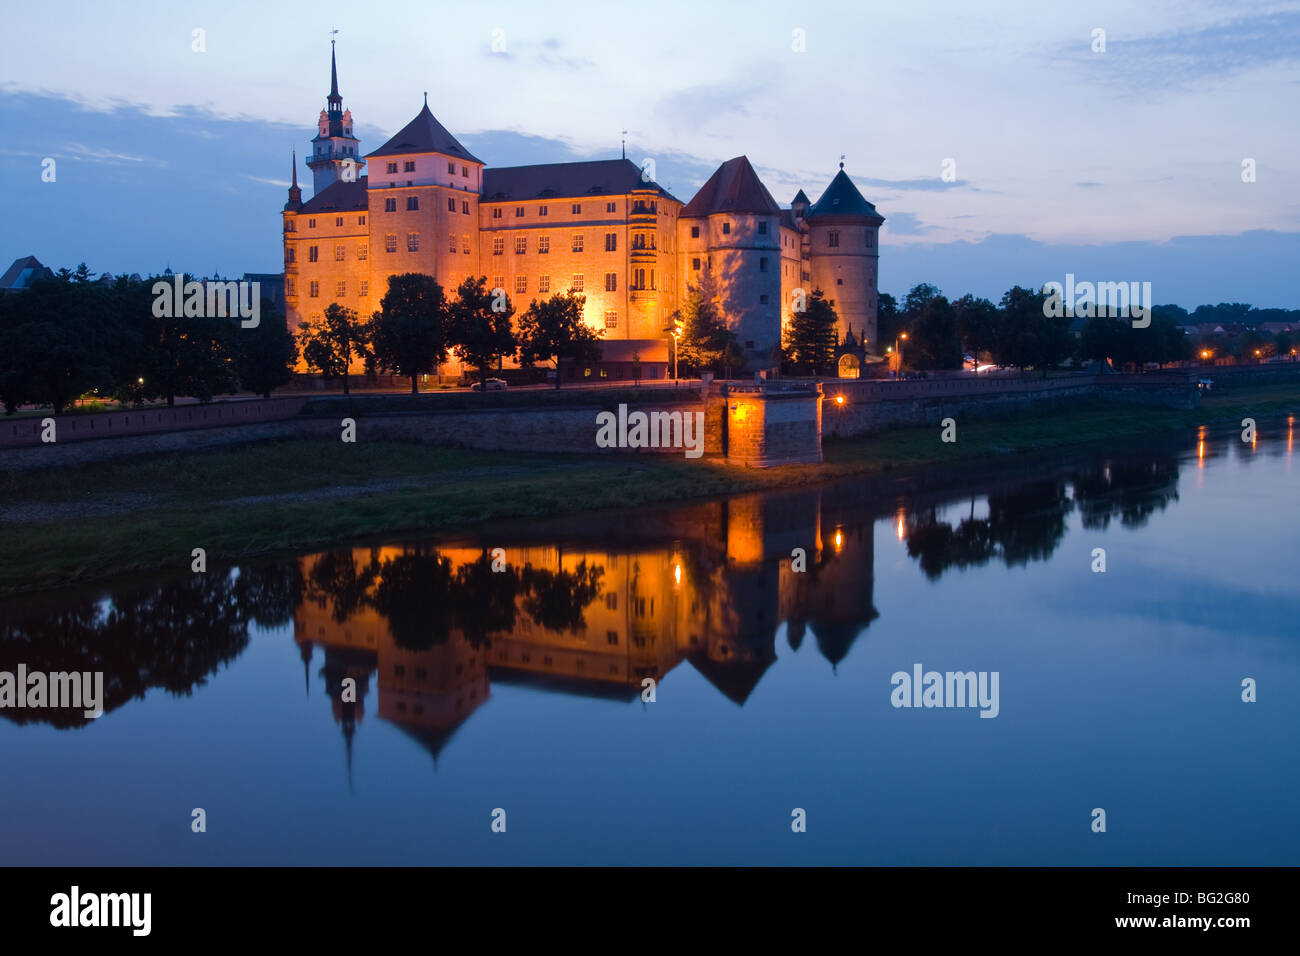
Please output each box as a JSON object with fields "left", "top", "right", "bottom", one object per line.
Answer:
{"left": 283, "top": 48, "right": 884, "bottom": 374}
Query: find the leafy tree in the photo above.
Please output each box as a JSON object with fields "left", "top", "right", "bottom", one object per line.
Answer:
{"left": 953, "top": 294, "right": 999, "bottom": 364}
{"left": 995, "top": 285, "right": 1072, "bottom": 373}
{"left": 1077, "top": 315, "right": 1128, "bottom": 367}
{"left": 516, "top": 290, "right": 601, "bottom": 388}
{"left": 234, "top": 303, "right": 298, "bottom": 398}
{"left": 784, "top": 287, "right": 838, "bottom": 374}
{"left": 908, "top": 294, "right": 963, "bottom": 370}
{"left": 877, "top": 292, "right": 899, "bottom": 346}
{"left": 370, "top": 273, "right": 448, "bottom": 394}
{"left": 298, "top": 303, "right": 371, "bottom": 395}
{"left": 447, "top": 276, "right": 517, "bottom": 391}
{"left": 902, "top": 283, "right": 941, "bottom": 320}
{"left": 675, "top": 270, "right": 737, "bottom": 375}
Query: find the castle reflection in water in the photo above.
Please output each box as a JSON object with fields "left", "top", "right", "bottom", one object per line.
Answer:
{"left": 1, "top": 444, "right": 1190, "bottom": 772}
{"left": 297, "top": 489, "right": 879, "bottom": 766}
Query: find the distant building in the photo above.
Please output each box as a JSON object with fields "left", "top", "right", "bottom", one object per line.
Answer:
{"left": 282, "top": 44, "right": 886, "bottom": 375}
{"left": 0, "top": 255, "right": 53, "bottom": 293}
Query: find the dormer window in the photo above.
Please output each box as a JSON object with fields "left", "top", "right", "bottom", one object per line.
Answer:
{"left": 722, "top": 222, "right": 731, "bottom": 234}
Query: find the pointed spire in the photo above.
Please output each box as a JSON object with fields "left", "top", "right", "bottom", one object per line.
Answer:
{"left": 291, "top": 148, "right": 298, "bottom": 187}
{"left": 330, "top": 41, "right": 339, "bottom": 98}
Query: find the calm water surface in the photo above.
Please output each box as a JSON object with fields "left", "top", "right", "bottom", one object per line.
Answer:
{"left": 2, "top": 422, "right": 1297, "bottom": 864}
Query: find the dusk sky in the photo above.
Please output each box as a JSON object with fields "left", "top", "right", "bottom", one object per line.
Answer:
{"left": 3, "top": 0, "right": 1298, "bottom": 306}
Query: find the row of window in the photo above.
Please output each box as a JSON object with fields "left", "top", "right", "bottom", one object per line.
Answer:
{"left": 489, "top": 233, "right": 658, "bottom": 255}
{"left": 298, "top": 243, "right": 370, "bottom": 264}
{"left": 686, "top": 221, "right": 768, "bottom": 239}
{"left": 384, "top": 159, "right": 473, "bottom": 178}
{"left": 294, "top": 279, "right": 370, "bottom": 298}
{"left": 492, "top": 201, "right": 620, "bottom": 219}
{"left": 292, "top": 215, "right": 367, "bottom": 232}
{"left": 827, "top": 229, "right": 874, "bottom": 248}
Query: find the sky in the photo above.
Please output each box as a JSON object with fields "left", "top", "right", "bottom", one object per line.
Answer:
{"left": 2, "top": 0, "right": 1298, "bottom": 307}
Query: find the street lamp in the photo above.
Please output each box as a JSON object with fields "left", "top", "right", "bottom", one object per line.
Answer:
{"left": 671, "top": 326, "right": 681, "bottom": 380}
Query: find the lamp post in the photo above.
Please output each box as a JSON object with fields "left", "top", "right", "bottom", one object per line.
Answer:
{"left": 671, "top": 326, "right": 681, "bottom": 381}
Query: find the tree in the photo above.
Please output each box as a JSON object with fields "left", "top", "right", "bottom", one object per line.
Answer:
{"left": 1077, "top": 315, "right": 1128, "bottom": 367}
{"left": 877, "top": 292, "right": 899, "bottom": 346}
{"left": 953, "top": 294, "right": 999, "bottom": 365}
{"left": 675, "top": 270, "right": 737, "bottom": 375}
{"left": 516, "top": 290, "right": 601, "bottom": 388}
{"left": 0, "top": 271, "right": 119, "bottom": 413}
{"left": 447, "top": 276, "right": 517, "bottom": 391}
{"left": 370, "top": 273, "right": 448, "bottom": 394}
{"left": 298, "top": 303, "right": 371, "bottom": 395}
{"left": 996, "top": 285, "right": 1073, "bottom": 373}
{"left": 908, "top": 295, "right": 963, "bottom": 370}
{"left": 234, "top": 303, "right": 298, "bottom": 398}
{"left": 784, "top": 287, "right": 838, "bottom": 374}
{"left": 902, "top": 283, "right": 941, "bottom": 320}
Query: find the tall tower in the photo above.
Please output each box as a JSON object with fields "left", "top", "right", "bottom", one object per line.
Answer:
{"left": 806, "top": 164, "right": 884, "bottom": 352}
{"left": 307, "top": 41, "right": 364, "bottom": 195}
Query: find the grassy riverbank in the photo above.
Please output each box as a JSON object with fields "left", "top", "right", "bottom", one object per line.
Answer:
{"left": 2, "top": 383, "right": 1296, "bottom": 596}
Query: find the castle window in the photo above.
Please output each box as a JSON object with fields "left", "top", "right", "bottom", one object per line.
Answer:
{"left": 449, "top": 233, "right": 457, "bottom": 253}
{"left": 516, "top": 206, "right": 525, "bottom": 217}
{"left": 307, "top": 218, "right": 316, "bottom": 228}
{"left": 385, "top": 234, "right": 397, "bottom": 253}
{"left": 448, "top": 161, "right": 455, "bottom": 173}
{"left": 407, "top": 232, "right": 420, "bottom": 251}
{"left": 515, "top": 275, "right": 527, "bottom": 294}
{"left": 336, "top": 280, "right": 346, "bottom": 297}
{"left": 538, "top": 275, "right": 550, "bottom": 293}
{"left": 448, "top": 197, "right": 456, "bottom": 212}
{"left": 286, "top": 248, "right": 296, "bottom": 264}
{"left": 386, "top": 162, "right": 398, "bottom": 174}
{"left": 539, "top": 205, "right": 548, "bottom": 216}
{"left": 759, "top": 294, "right": 768, "bottom": 304}
{"left": 758, "top": 221, "right": 768, "bottom": 234}
{"left": 650, "top": 268, "right": 655, "bottom": 289}
{"left": 571, "top": 274, "right": 584, "bottom": 292}
{"left": 385, "top": 198, "right": 397, "bottom": 212}
{"left": 692, "top": 258, "right": 701, "bottom": 271}
{"left": 492, "top": 275, "right": 504, "bottom": 290}
{"left": 604, "top": 311, "right": 617, "bottom": 329}
{"left": 285, "top": 219, "right": 295, "bottom": 232}
{"left": 463, "top": 234, "right": 471, "bottom": 254}
{"left": 722, "top": 222, "right": 731, "bottom": 234}
{"left": 407, "top": 196, "right": 419, "bottom": 211}
{"left": 572, "top": 234, "right": 584, "bottom": 252}
{"left": 309, "top": 281, "right": 319, "bottom": 297}
{"left": 493, "top": 207, "right": 503, "bottom": 219}
{"left": 286, "top": 278, "right": 295, "bottom": 296}
{"left": 308, "top": 245, "right": 318, "bottom": 262}
{"left": 335, "top": 216, "right": 344, "bottom": 227}
{"left": 335, "top": 244, "right": 345, "bottom": 261}
{"left": 759, "top": 257, "right": 768, "bottom": 272}
{"left": 605, "top": 272, "right": 617, "bottom": 292}
{"left": 515, "top": 236, "right": 527, "bottom": 254}
{"left": 394, "top": 665, "right": 405, "bottom": 677}
{"left": 462, "top": 165, "right": 469, "bottom": 177}
{"left": 828, "top": 230, "right": 840, "bottom": 247}
{"left": 462, "top": 200, "right": 469, "bottom": 214}
{"left": 836, "top": 278, "right": 843, "bottom": 285}
{"left": 359, "top": 280, "right": 368, "bottom": 296}
{"left": 571, "top": 203, "right": 581, "bottom": 214}
{"left": 358, "top": 215, "right": 366, "bottom": 225}
{"left": 632, "top": 268, "right": 645, "bottom": 289}
{"left": 607, "top": 631, "right": 618, "bottom": 645}
{"left": 358, "top": 244, "right": 368, "bottom": 260}
{"left": 690, "top": 226, "right": 699, "bottom": 238}
{"left": 538, "top": 236, "right": 550, "bottom": 254}
{"left": 606, "top": 202, "right": 616, "bottom": 213}
{"left": 605, "top": 233, "right": 617, "bottom": 252}
{"left": 493, "top": 237, "right": 505, "bottom": 255}
{"left": 606, "top": 592, "right": 617, "bottom": 610}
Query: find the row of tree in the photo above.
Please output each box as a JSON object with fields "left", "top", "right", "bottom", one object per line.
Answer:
{"left": 0, "top": 267, "right": 297, "bottom": 414}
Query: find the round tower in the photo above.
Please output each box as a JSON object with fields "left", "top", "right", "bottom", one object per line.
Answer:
{"left": 806, "top": 164, "right": 884, "bottom": 353}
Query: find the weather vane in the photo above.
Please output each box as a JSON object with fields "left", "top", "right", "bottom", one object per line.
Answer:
{"left": 622, "top": 129, "right": 628, "bottom": 160}
{"left": 840, "top": 153, "right": 845, "bottom": 169}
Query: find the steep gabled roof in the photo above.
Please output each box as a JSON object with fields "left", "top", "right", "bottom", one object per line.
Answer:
{"left": 792, "top": 189, "right": 810, "bottom": 205}
{"left": 0, "top": 255, "right": 53, "bottom": 291}
{"left": 366, "top": 103, "right": 483, "bottom": 163}
{"left": 807, "top": 168, "right": 884, "bottom": 221}
{"left": 681, "top": 156, "right": 781, "bottom": 218}
{"left": 301, "top": 178, "right": 368, "bottom": 213}
{"left": 481, "top": 159, "right": 678, "bottom": 203}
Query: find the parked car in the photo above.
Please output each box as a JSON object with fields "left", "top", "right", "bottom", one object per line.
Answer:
{"left": 1197, "top": 378, "right": 1214, "bottom": 392}
{"left": 470, "top": 377, "right": 508, "bottom": 391}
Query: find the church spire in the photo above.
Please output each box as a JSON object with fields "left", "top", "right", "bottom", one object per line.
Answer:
{"left": 285, "top": 148, "right": 303, "bottom": 211}
{"left": 328, "top": 40, "right": 341, "bottom": 108}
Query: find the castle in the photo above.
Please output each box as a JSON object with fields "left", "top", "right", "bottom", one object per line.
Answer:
{"left": 282, "top": 45, "right": 884, "bottom": 376}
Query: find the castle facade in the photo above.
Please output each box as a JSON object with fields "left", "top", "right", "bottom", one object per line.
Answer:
{"left": 282, "top": 46, "right": 884, "bottom": 374}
